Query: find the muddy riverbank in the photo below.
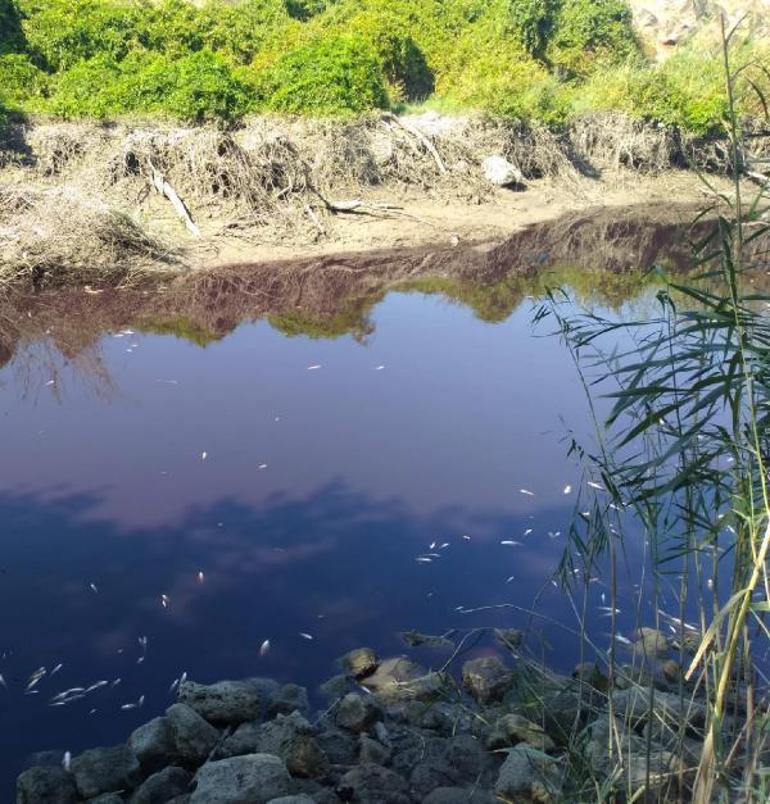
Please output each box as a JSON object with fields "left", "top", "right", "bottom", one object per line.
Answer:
{"left": 1, "top": 114, "right": 760, "bottom": 291}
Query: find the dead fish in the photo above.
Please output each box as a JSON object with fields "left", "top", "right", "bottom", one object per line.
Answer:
{"left": 259, "top": 639, "right": 271, "bottom": 657}
{"left": 415, "top": 557, "right": 433, "bottom": 563}
{"left": 111, "top": 678, "right": 122, "bottom": 687}
{"left": 169, "top": 678, "right": 180, "bottom": 693}
{"left": 161, "top": 594, "right": 169, "bottom": 609}
{"left": 307, "top": 364, "right": 322, "bottom": 371}
{"left": 439, "top": 543, "right": 450, "bottom": 549}
{"left": 62, "top": 752, "right": 71, "bottom": 772}
{"left": 587, "top": 481, "right": 605, "bottom": 490}
{"left": 201, "top": 451, "right": 208, "bottom": 461}
{"left": 0, "top": 674, "right": 6, "bottom": 690}
{"left": 85, "top": 681, "right": 108, "bottom": 693}
{"left": 26, "top": 668, "right": 47, "bottom": 691}
{"left": 299, "top": 633, "right": 314, "bottom": 641}
{"left": 462, "top": 534, "right": 471, "bottom": 541}
{"left": 519, "top": 489, "right": 535, "bottom": 497}
{"left": 500, "top": 540, "right": 521, "bottom": 546}
{"left": 505, "top": 576, "right": 515, "bottom": 583}
{"left": 89, "top": 583, "right": 98, "bottom": 593}
{"left": 375, "top": 365, "right": 385, "bottom": 371}
{"left": 429, "top": 541, "right": 437, "bottom": 550}
{"left": 197, "top": 571, "right": 205, "bottom": 583}
{"left": 523, "top": 528, "right": 533, "bottom": 536}
{"left": 563, "top": 484, "right": 572, "bottom": 495}
{"left": 258, "top": 464, "right": 268, "bottom": 470}
{"left": 179, "top": 672, "right": 187, "bottom": 685}
{"left": 51, "top": 663, "right": 63, "bottom": 676}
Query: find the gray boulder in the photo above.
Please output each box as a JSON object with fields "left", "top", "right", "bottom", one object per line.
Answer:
{"left": 89, "top": 795, "right": 125, "bottom": 804}
{"left": 410, "top": 761, "right": 458, "bottom": 797}
{"left": 334, "top": 693, "right": 382, "bottom": 733}
{"left": 129, "top": 717, "right": 174, "bottom": 772}
{"left": 267, "top": 798, "right": 315, "bottom": 804}
{"left": 190, "top": 754, "right": 291, "bottom": 803}
{"left": 178, "top": 678, "right": 277, "bottom": 725}
{"left": 129, "top": 766, "right": 192, "bottom": 804}
{"left": 70, "top": 744, "right": 142, "bottom": 799}
{"left": 359, "top": 735, "right": 390, "bottom": 766}
{"left": 482, "top": 155, "right": 525, "bottom": 188}
{"left": 340, "top": 648, "right": 379, "bottom": 679}
{"left": 166, "top": 703, "right": 220, "bottom": 765}
{"left": 424, "top": 788, "right": 497, "bottom": 804}
{"left": 268, "top": 684, "right": 310, "bottom": 718}
{"left": 259, "top": 712, "right": 329, "bottom": 779}
{"left": 495, "top": 744, "right": 562, "bottom": 803}
{"left": 336, "top": 763, "right": 411, "bottom": 803}
{"left": 419, "top": 702, "right": 475, "bottom": 736}
{"left": 16, "top": 766, "right": 78, "bottom": 804}
{"left": 487, "top": 714, "right": 556, "bottom": 752}
{"left": 315, "top": 728, "right": 358, "bottom": 766}
{"left": 462, "top": 656, "right": 513, "bottom": 703}
{"left": 220, "top": 721, "right": 262, "bottom": 758}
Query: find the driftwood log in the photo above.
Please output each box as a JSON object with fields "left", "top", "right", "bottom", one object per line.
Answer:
{"left": 148, "top": 159, "right": 201, "bottom": 237}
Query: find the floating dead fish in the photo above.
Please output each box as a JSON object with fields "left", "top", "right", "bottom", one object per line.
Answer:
{"left": 26, "top": 668, "right": 47, "bottom": 691}
{"left": 548, "top": 531, "right": 561, "bottom": 539}
{"left": 0, "top": 674, "right": 6, "bottom": 690}
{"left": 439, "top": 543, "right": 450, "bottom": 549}
{"left": 563, "top": 485, "right": 572, "bottom": 495}
{"left": 161, "top": 594, "right": 169, "bottom": 609}
{"left": 24, "top": 689, "right": 40, "bottom": 696}
{"left": 51, "top": 664, "right": 63, "bottom": 676}
{"left": 85, "top": 681, "right": 108, "bottom": 693}
{"left": 519, "top": 489, "right": 535, "bottom": 497}
{"left": 169, "top": 678, "right": 180, "bottom": 693}
{"left": 307, "top": 365, "right": 322, "bottom": 371}
{"left": 429, "top": 541, "right": 436, "bottom": 550}
{"left": 299, "top": 633, "right": 314, "bottom": 641}
{"left": 462, "top": 534, "right": 471, "bottom": 541}
{"left": 197, "top": 571, "right": 205, "bottom": 583}
{"left": 523, "top": 528, "right": 533, "bottom": 536}
{"left": 179, "top": 672, "right": 187, "bottom": 685}
{"left": 62, "top": 752, "right": 71, "bottom": 772}
{"left": 259, "top": 640, "right": 271, "bottom": 657}
{"left": 45, "top": 380, "right": 55, "bottom": 387}
{"left": 505, "top": 576, "right": 515, "bottom": 583}
{"left": 89, "top": 583, "right": 98, "bottom": 593}
{"left": 415, "top": 557, "right": 433, "bottom": 563}
{"left": 120, "top": 694, "right": 145, "bottom": 710}
{"left": 258, "top": 464, "right": 268, "bottom": 470}
{"left": 500, "top": 540, "right": 521, "bottom": 547}
{"left": 201, "top": 451, "right": 208, "bottom": 461}
{"left": 587, "top": 481, "right": 605, "bottom": 491}
{"left": 111, "top": 678, "right": 122, "bottom": 687}
{"left": 375, "top": 365, "right": 385, "bottom": 371}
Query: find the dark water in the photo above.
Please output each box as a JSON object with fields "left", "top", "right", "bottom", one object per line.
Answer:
{"left": 0, "top": 209, "right": 697, "bottom": 793}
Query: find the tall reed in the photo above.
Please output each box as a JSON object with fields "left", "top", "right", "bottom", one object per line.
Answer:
{"left": 541, "top": 16, "right": 770, "bottom": 802}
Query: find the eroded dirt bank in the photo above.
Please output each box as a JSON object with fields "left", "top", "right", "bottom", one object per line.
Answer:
{"left": 1, "top": 113, "right": 762, "bottom": 290}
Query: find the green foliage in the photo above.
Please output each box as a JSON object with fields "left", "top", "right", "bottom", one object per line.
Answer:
{"left": 547, "top": 0, "right": 638, "bottom": 76}
{"left": 50, "top": 50, "right": 251, "bottom": 123}
{"left": 255, "top": 34, "right": 389, "bottom": 115}
{"left": 0, "top": 0, "right": 24, "bottom": 55}
{"left": 505, "top": 0, "right": 558, "bottom": 61}
{"left": 0, "top": 52, "right": 46, "bottom": 108}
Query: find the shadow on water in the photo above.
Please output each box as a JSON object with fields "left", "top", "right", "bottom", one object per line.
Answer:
{"left": 0, "top": 482, "right": 594, "bottom": 786}
{"left": 0, "top": 203, "right": 733, "bottom": 373}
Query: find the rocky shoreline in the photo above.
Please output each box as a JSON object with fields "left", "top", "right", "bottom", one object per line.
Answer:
{"left": 17, "top": 629, "right": 712, "bottom": 803}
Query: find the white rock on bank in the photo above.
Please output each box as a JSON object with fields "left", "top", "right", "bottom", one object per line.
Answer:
{"left": 482, "top": 155, "right": 525, "bottom": 188}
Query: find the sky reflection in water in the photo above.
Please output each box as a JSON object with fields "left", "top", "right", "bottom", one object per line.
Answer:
{"left": 0, "top": 286, "right": 645, "bottom": 789}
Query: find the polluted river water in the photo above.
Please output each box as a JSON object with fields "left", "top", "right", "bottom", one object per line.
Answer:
{"left": 0, "top": 205, "right": 712, "bottom": 793}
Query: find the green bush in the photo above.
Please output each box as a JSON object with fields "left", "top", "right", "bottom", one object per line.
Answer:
{"left": 547, "top": 0, "right": 638, "bottom": 76}
{"left": 49, "top": 50, "right": 251, "bottom": 124}
{"left": 505, "top": 0, "right": 559, "bottom": 61}
{"left": 256, "top": 34, "right": 389, "bottom": 115}
{"left": 0, "top": 52, "right": 47, "bottom": 108}
{"left": 0, "top": 0, "right": 24, "bottom": 55}
{"left": 18, "top": 0, "right": 150, "bottom": 70}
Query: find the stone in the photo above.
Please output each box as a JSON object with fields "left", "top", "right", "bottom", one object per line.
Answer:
{"left": 410, "top": 761, "right": 458, "bottom": 797}
{"left": 361, "top": 657, "right": 442, "bottom": 702}
{"left": 389, "top": 727, "right": 447, "bottom": 778}
{"left": 220, "top": 721, "right": 262, "bottom": 758}
{"left": 129, "top": 766, "right": 192, "bottom": 804}
{"left": 444, "top": 734, "right": 494, "bottom": 782}
{"left": 70, "top": 744, "right": 142, "bottom": 799}
{"left": 89, "top": 795, "right": 125, "bottom": 804}
{"left": 482, "top": 155, "right": 525, "bottom": 187}
{"left": 336, "top": 763, "right": 411, "bottom": 803}
{"left": 16, "top": 766, "right": 78, "bottom": 804}
{"left": 267, "top": 798, "right": 315, "bottom": 804}
{"left": 260, "top": 712, "right": 329, "bottom": 779}
{"left": 487, "top": 714, "right": 556, "bottom": 752}
{"left": 268, "top": 683, "right": 310, "bottom": 718}
{"left": 178, "top": 678, "right": 277, "bottom": 725}
{"left": 419, "top": 702, "right": 475, "bottom": 736}
{"left": 319, "top": 674, "right": 356, "bottom": 700}
{"left": 495, "top": 744, "right": 562, "bottom": 803}
{"left": 334, "top": 693, "right": 382, "bottom": 733}
{"left": 424, "top": 788, "right": 497, "bottom": 804}
{"left": 190, "top": 754, "right": 291, "bottom": 803}
{"left": 165, "top": 703, "right": 220, "bottom": 765}
{"left": 632, "top": 627, "right": 669, "bottom": 657}
{"left": 612, "top": 688, "right": 706, "bottom": 731}
{"left": 359, "top": 735, "right": 390, "bottom": 765}
{"left": 340, "top": 648, "right": 379, "bottom": 679}
{"left": 462, "top": 656, "right": 513, "bottom": 703}
{"left": 315, "top": 728, "right": 358, "bottom": 766}
{"left": 661, "top": 659, "right": 681, "bottom": 682}
{"left": 129, "top": 717, "right": 174, "bottom": 772}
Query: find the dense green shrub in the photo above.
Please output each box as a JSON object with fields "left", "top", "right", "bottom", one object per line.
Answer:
{"left": 547, "top": 0, "right": 638, "bottom": 76}
{"left": 255, "top": 34, "right": 388, "bottom": 115}
{"left": 0, "top": 0, "right": 24, "bottom": 55}
{"left": 505, "top": 0, "right": 558, "bottom": 61}
{"left": 49, "top": 50, "right": 251, "bottom": 123}
{"left": 0, "top": 53, "right": 47, "bottom": 108}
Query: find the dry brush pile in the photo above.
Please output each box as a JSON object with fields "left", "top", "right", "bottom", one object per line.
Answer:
{"left": 0, "top": 112, "right": 764, "bottom": 289}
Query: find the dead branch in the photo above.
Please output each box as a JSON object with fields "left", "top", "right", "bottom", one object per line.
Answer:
{"left": 148, "top": 159, "right": 201, "bottom": 237}
{"left": 381, "top": 112, "right": 447, "bottom": 175}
